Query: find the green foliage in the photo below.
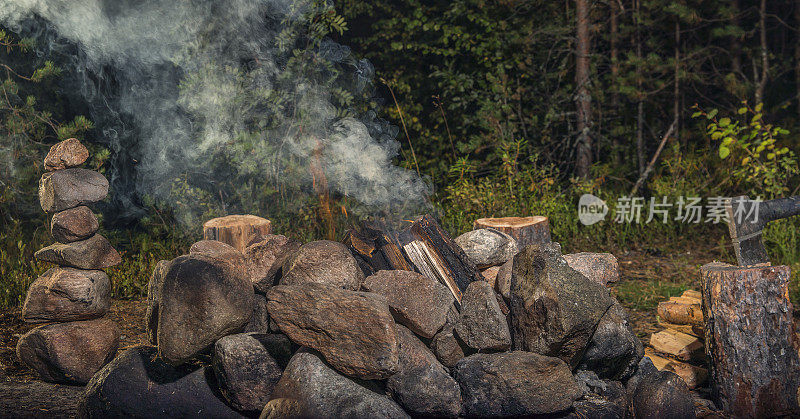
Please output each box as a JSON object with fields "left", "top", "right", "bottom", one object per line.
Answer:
{"left": 0, "top": 30, "right": 96, "bottom": 225}
{"left": 693, "top": 103, "right": 798, "bottom": 198}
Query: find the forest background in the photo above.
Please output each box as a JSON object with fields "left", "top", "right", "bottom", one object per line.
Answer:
{"left": 2, "top": 0, "right": 800, "bottom": 308}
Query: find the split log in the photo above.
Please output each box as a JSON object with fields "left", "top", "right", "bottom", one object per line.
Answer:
{"left": 649, "top": 329, "right": 704, "bottom": 362}
{"left": 343, "top": 226, "right": 414, "bottom": 275}
{"left": 203, "top": 215, "right": 271, "bottom": 253}
{"left": 473, "top": 216, "right": 551, "bottom": 249}
{"left": 645, "top": 349, "right": 708, "bottom": 389}
{"left": 681, "top": 289, "right": 701, "bottom": 300}
{"left": 346, "top": 215, "right": 482, "bottom": 305}
{"left": 657, "top": 318, "right": 703, "bottom": 338}
{"left": 657, "top": 297, "right": 703, "bottom": 326}
{"left": 701, "top": 262, "right": 800, "bottom": 417}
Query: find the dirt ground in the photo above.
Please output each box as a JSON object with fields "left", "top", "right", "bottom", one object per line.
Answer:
{"left": 0, "top": 249, "right": 741, "bottom": 417}
{"left": 0, "top": 299, "right": 148, "bottom": 418}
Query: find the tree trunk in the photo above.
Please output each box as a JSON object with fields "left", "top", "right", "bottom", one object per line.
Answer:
{"left": 610, "top": 0, "right": 621, "bottom": 164}
{"left": 755, "top": 0, "right": 768, "bottom": 105}
{"left": 574, "top": 0, "right": 592, "bottom": 178}
{"left": 701, "top": 262, "right": 800, "bottom": 417}
{"left": 473, "top": 216, "right": 551, "bottom": 249}
{"left": 795, "top": 0, "right": 800, "bottom": 118}
{"left": 731, "top": 0, "right": 742, "bottom": 77}
{"left": 203, "top": 214, "right": 272, "bottom": 252}
{"left": 673, "top": 18, "right": 680, "bottom": 143}
{"left": 635, "top": 0, "right": 646, "bottom": 175}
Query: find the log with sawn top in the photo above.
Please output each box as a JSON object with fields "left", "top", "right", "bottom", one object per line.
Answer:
{"left": 701, "top": 262, "right": 800, "bottom": 417}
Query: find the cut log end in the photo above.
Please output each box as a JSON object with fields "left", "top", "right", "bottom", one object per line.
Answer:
{"left": 473, "top": 216, "right": 551, "bottom": 249}
{"left": 203, "top": 214, "right": 271, "bottom": 253}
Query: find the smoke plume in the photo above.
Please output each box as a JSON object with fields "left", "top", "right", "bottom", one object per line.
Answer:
{"left": 0, "top": 0, "right": 430, "bottom": 226}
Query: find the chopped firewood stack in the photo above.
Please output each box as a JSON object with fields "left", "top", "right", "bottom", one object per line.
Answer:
{"left": 647, "top": 289, "right": 708, "bottom": 389}
{"left": 16, "top": 138, "right": 121, "bottom": 385}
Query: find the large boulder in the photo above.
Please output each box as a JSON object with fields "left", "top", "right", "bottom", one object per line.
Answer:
{"left": 77, "top": 346, "right": 242, "bottom": 418}
{"left": 455, "top": 228, "right": 518, "bottom": 268}
{"left": 22, "top": 267, "right": 110, "bottom": 323}
{"left": 563, "top": 252, "right": 620, "bottom": 286}
{"left": 629, "top": 370, "right": 695, "bottom": 419}
{"left": 279, "top": 240, "right": 364, "bottom": 290}
{"left": 453, "top": 351, "right": 582, "bottom": 417}
{"left": 362, "top": 270, "right": 453, "bottom": 338}
{"left": 212, "top": 333, "right": 293, "bottom": 412}
{"left": 386, "top": 325, "right": 462, "bottom": 418}
{"left": 157, "top": 253, "right": 253, "bottom": 365}
{"left": 16, "top": 318, "right": 119, "bottom": 384}
{"left": 509, "top": 242, "right": 614, "bottom": 368}
{"left": 266, "top": 283, "right": 399, "bottom": 379}
{"left": 268, "top": 350, "right": 409, "bottom": 419}
{"left": 454, "top": 280, "right": 511, "bottom": 351}
{"left": 579, "top": 301, "right": 643, "bottom": 380}
{"left": 38, "top": 168, "right": 108, "bottom": 213}
{"left": 44, "top": 138, "right": 89, "bottom": 171}
{"left": 144, "top": 260, "right": 169, "bottom": 345}
{"left": 34, "top": 234, "right": 121, "bottom": 269}
{"left": 50, "top": 206, "right": 98, "bottom": 243}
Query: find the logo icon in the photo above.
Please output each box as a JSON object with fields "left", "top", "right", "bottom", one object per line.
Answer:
{"left": 578, "top": 194, "right": 608, "bottom": 226}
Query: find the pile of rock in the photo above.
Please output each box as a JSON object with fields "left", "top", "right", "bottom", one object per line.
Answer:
{"left": 16, "top": 138, "right": 121, "bottom": 385}
{"left": 77, "top": 221, "right": 697, "bottom": 418}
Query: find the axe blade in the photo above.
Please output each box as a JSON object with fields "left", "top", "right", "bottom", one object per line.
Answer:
{"left": 725, "top": 196, "right": 769, "bottom": 266}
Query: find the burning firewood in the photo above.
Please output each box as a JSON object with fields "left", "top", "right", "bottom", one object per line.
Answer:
{"left": 345, "top": 214, "right": 482, "bottom": 306}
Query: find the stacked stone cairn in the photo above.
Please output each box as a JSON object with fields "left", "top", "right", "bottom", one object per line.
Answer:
{"left": 15, "top": 138, "right": 121, "bottom": 385}
{"left": 76, "top": 223, "right": 700, "bottom": 418}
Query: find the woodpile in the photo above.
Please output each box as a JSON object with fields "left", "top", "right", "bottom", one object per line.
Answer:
{"left": 646, "top": 289, "right": 708, "bottom": 389}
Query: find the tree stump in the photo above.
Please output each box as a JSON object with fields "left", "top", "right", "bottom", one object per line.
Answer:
{"left": 701, "top": 262, "right": 800, "bottom": 417}
{"left": 203, "top": 215, "right": 271, "bottom": 253}
{"left": 473, "top": 216, "right": 551, "bottom": 249}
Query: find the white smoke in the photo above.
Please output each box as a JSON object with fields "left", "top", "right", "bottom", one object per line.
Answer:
{"left": 0, "top": 0, "right": 430, "bottom": 223}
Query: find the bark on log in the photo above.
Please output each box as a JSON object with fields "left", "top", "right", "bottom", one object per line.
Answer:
{"left": 701, "top": 262, "right": 800, "bottom": 417}
{"left": 473, "top": 216, "right": 551, "bottom": 249}
{"left": 657, "top": 298, "right": 703, "bottom": 326}
{"left": 202, "top": 215, "right": 271, "bottom": 253}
